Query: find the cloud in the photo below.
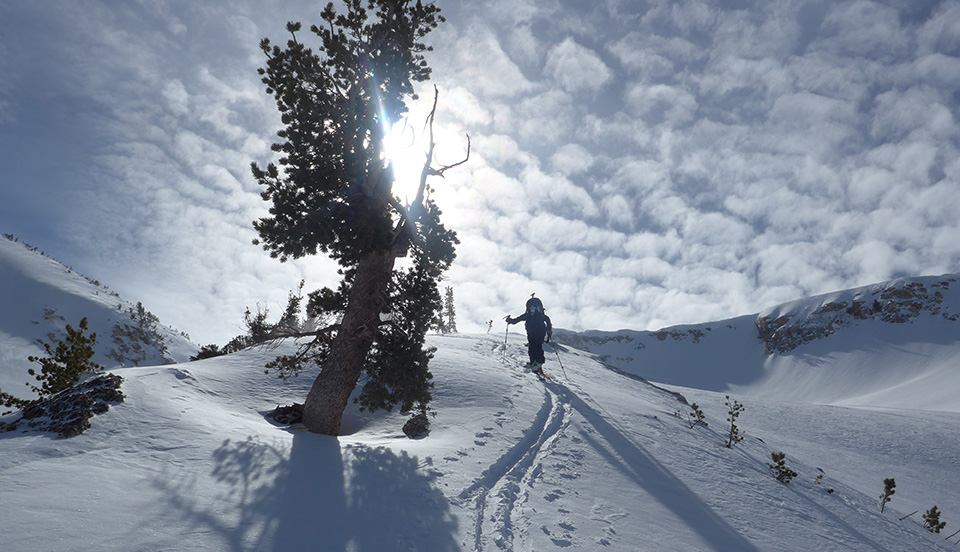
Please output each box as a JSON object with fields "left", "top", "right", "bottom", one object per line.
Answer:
{"left": 624, "top": 83, "right": 698, "bottom": 126}
{"left": 4, "top": 0, "right": 960, "bottom": 344}
{"left": 435, "top": 24, "right": 536, "bottom": 98}
{"left": 549, "top": 143, "right": 594, "bottom": 175}
{"left": 544, "top": 38, "right": 613, "bottom": 94}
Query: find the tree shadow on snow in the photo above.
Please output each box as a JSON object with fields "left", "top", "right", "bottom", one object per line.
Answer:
{"left": 551, "top": 384, "right": 762, "bottom": 552}
{"left": 152, "top": 433, "right": 458, "bottom": 552}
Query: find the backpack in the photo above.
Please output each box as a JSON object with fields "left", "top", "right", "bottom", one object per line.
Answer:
{"left": 525, "top": 296, "right": 545, "bottom": 318}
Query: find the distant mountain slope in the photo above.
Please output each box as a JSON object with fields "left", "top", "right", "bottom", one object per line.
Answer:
{"left": 555, "top": 273, "right": 960, "bottom": 412}
{"left": 0, "top": 236, "right": 196, "bottom": 399}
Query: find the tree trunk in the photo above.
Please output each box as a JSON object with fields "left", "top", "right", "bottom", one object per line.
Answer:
{"left": 302, "top": 248, "right": 396, "bottom": 435}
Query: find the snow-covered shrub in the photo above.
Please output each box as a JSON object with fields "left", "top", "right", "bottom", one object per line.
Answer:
{"left": 923, "top": 506, "right": 946, "bottom": 533}
{"left": 768, "top": 452, "right": 798, "bottom": 484}
{"left": 814, "top": 470, "right": 835, "bottom": 494}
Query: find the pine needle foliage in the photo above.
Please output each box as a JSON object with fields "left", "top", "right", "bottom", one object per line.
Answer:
{"left": 880, "top": 478, "right": 896, "bottom": 513}
{"left": 675, "top": 402, "right": 708, "bottom": 429}
{"left": 251, "top": 1, "right": 463, "bottom": 431}
{"left": 2, "top": 318, "right": 104, "bottom": 412}
{"left": 251, "top": 1, "right": 446, "bottom": 265}
{"left": 923, "top": 505, "right": 946, "bottom": 533}
{"left": 724, "top": 395, "right": 745, "bottom": 448}
{"left": 768, "top": 452, "right": 798, "bottom": 484}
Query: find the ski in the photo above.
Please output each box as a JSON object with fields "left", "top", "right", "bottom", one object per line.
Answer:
{"left": 525, "top": 363, "right": 553, "bottom": 381}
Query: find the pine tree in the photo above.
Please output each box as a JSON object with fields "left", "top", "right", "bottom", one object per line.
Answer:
{"left": 724, "top": 395, "right": 745, "bottom": 448}
{"left": 252, "top": 1, "right": 466, "bottom": 435}
{"left": 675, "top": 402, "right": 707, "bottom": 429}
{"left": 1, "top": 317, "right": 105, "bottom": 413}
{"left": 923, "top": 505, "right": 946, "bottom": 533}
{"left": 443, "top": 285, "right": 456, "bottom": 333}
{"left": 880, "top": 478, "right": 896, "bottom": 513}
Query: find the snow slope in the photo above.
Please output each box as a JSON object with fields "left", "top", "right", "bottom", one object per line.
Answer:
{"left": 0, "top": 237, "right": 196, "bottom": 399}
{"left": 556, "top": 273, "right": 960, "bottom": 412}
{"left": 2, "top": 334, "right": 959, "bottom": 551}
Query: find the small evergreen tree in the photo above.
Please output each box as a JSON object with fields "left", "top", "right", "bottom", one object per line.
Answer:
{"left": 724, "top": 395, "right": 745, "bottom": 448}
{"left": 923, "top": 505, "right": 946, "bottom": 533}
{"left": 880, "top": 478, "right": 896, "bottom": 513}
{"left": 108, "top": 302, "right": 169, "bottom": 366}
{"left": 26, "top": 317, "right": 103, "bottom": 398}
{"left": 768, "top": 452, "right": 798, "bottom": 483}
{"left": 1, "top": 318, "right": 104, "bottom": 412}
{"left": 190, "top": 344, "right": 226, "bottom": 361}
{"left": 443, "top": 285, "right": 456, "bottom": 333}
{"left": 243, "top": 304, "right": 273, "bottom": 344}
{"left": 432, "top": 313, "right": 448, "bottom": 334}
{"left": 676, "top": 402, "right": 708, "bottom": 429}
{"left": 276, "top": 280, "right": 305, "bottom": 334}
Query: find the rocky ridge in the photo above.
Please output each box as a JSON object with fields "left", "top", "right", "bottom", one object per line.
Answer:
{"left": 556, "top": 273, "right": 960, "bottom": 358}
{"left": 757, "top": 275, "right": 959, "bottom": 354}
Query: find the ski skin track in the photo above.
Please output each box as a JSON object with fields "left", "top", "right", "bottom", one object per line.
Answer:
{"left": 457, "top": 341, "right": 570, "bottom": 551}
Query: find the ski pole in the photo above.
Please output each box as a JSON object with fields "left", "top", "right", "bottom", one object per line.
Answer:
{"left": 502, "top": 321, "right": 509, "bottom": 363}
{"left": 553, "top": 344, "right": 567, "bottom": 379}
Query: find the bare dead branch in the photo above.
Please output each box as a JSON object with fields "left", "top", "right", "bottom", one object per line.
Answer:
{"left": 433, "top": 133, "right": 470, "bottom": 177}
{"left": 387, "top": 85, "right": 468, "bottom": 252}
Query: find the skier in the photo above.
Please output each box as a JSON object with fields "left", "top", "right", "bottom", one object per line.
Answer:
{"left": 505, "top": 294, "right": 553, "bottom": 375}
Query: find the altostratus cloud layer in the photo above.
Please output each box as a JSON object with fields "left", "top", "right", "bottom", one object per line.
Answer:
{"left": 1, "top": 1, "right": 958, "bottom": 343}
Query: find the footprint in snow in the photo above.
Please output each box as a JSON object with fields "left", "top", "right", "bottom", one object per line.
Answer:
{"left": 545, "top": 489, "right": 564, "bottom": 502}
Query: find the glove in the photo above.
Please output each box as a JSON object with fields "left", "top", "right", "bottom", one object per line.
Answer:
{"left": 545, "top": 330, "right": 552, "bottom": 343}
{"left": 504, "top": 316, "right": 514, "bottom": 324}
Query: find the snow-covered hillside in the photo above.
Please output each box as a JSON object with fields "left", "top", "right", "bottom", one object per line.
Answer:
{"left": 3, "top": 335, "right": 959, "bottom": 551}
{"left": 556, "top": 273, "right": 960, "bottom": 412}
{"left": 3, "top": 246, "right": 960, "bottom": 550}
{"left": 0, "top": 236, "right": 196, "bottom": 400}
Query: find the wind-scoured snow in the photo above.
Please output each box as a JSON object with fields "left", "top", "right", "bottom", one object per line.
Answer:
{"left": 2, "top": 242, "right": 960, "bottom": 550}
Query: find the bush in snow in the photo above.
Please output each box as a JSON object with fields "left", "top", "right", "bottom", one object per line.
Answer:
{"left": 880, "top": 478, "right": 896, "bottom": 513}
{"left": 1, "top": 317, "right": 104, "bottom": 414}
{"left": 814, "top": 469, "right": 835, "bottom": 494}
{"left": 724, "top": 395, "right": 745, "bottom": 448}
{"left": 0, "top": 374, "right": 124, "bottom": 438}
{"left": 108, "top": 302, "right": 170, "bottom": 366}
{"left": 768, "top": 452, "right": 798, "bottom": 484}
{"left": 922, "top": 506, "right": 946, "bottom": 533}
{"left": 675, "top": 402, "right": 708, "bottom": 429}
{"left": 190, "top": 344, "right": 227, "bottom": 361}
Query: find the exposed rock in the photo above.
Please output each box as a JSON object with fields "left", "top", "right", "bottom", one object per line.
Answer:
{"left": 757, "top": 277, "right": 959, "bottom": 354}
{"left": 402, "top": 411, "right": 430, "bottom": 438}
{"left": 0, "top": 374, "right": 124, "bottom": 438}
{"left": 265, "top": 403, "right": 304, "bottom": 425}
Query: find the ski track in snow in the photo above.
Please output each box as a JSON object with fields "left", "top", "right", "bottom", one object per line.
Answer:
{"left": 455, "top": 341, "right": 574, "bottom": 551}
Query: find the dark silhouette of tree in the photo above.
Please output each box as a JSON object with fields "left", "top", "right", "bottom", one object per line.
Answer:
{"left": 252, "top": 0, "right": 467, "bottom": 435}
